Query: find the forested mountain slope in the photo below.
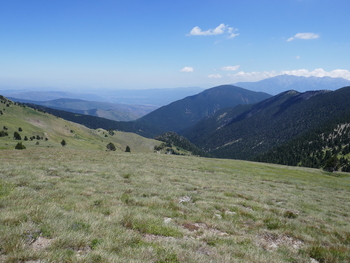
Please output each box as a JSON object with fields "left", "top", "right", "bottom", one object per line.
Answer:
{"left": 183, "top": 86, "right": 350, "bottom": 163}
{"left": 254, "top": 115, "right": 350, "bottom": 172}
{"left": 136, "top": 85, "right": 271, "bottom": 134}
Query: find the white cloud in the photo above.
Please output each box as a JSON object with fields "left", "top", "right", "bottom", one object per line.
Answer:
{"left": 281, "top": 68, "right": 350, "bottom": 79}
{"left": 208, "top": 74, "right": 223, "bottom": 79}
{"left": 180, "top": 67, "right": 194, "bottom": 72}
{"left": 228, "top": 71, "right": 277, "bottom": 82}
{"left": 228, "top": 33, "right": 240, "bottom": 39}
{"left": 221, "top": 65, "right": 240, "bottom": 71}
{"left": 228, "top": 68, "right": 350, "bottom": 82}
{"left": 287, "top": 32, "right": 320, "bottom": 42}
{"left": 188, "top": 24, "right": 238, "bottom": 39}
{"left": 296, "top": 55, "right": 300, "bottom": 59}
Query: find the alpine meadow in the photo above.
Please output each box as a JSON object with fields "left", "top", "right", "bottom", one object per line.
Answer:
{"left": 1, "top": 84, "right": 350, "bottom": 262}
{"left": 2, "top": 1, "right": 350, "bottom": 262}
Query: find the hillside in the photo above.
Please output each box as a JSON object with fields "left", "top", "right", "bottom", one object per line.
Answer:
{"left": 21, "top": 85, "right": 271, "bottom": 139}
{"left": 254, "top": 119, "right": 350, "bottom": 172}
{"left": 0, "top": 148, "right": 349, "bottom": 262}
{"left": 0, "top": 96, "right": 159, "bottom": 152}
{"left": 21, "top": 103, "right": 163, "bottom": 138}
{"left": 154, "top": 131, "right": 210, "bottom": 157}
{"left": 8, "top": 98, "right": 157, "bottom": 121}
{"left": 234, "top": 75, "right": 350, "bottom": 95}
{"left": 182, "top": 86, "right": 350, "bottom": 165}
{"left": 137, "top": 85, "right": 271, "bottom": 134}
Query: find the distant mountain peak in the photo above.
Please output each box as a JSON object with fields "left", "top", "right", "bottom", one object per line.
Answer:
{"left": 234, "top": 75, "right": 350, "bottom": 95}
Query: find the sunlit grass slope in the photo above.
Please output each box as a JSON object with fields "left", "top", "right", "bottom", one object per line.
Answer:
{"left": 0, "top": 149, "right": 349, "bottom": 262}
{"left": 0, "top": 98, "right": 158, "bottom": 152}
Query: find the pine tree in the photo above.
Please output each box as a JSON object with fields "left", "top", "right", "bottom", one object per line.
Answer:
{"left": 61, "top": 140, "right": 67, "bottom": 147}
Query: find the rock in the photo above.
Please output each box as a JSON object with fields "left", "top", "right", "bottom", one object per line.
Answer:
{"left": 164, "top": 217, "right": 172, "bottom": 224}
{"left": 179, "top": 195, "right": 192, "bottom": 203}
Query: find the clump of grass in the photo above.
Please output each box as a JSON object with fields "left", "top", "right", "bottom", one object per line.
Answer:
{"left": 121, "top": 192, "right": 133, "bottom": 204}
{"left": 263, "top": 216, "right": 283, "bottom": 230}
{"left": 121, "top": 173, "right": 132, "bottom": 179}
{"left": 307, "top": 244, "right": 350, "bottom": 263}
{"left": 121, "top": 211, "right": 182, "bottom": 238}
{"left": 154, "top": 247, "right": 180, "bottom": 263}
{"left": 69, "top": 221, "right": 91, "bottom": 232}
{"left": 283, "top": 210, "right": 299, "bottom": 219}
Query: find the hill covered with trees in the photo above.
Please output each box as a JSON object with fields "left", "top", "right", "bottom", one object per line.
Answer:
{"left": 182, "top": 86, "right": 350, "bottom": 171}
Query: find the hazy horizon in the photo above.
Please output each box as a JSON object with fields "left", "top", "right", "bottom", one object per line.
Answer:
{"left": 1, "top": 0, "right": 349, "bottom": 90}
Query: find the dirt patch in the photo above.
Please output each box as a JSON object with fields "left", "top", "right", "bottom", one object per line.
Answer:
{"left": 31, "top": 237, "right": 53, "bottom": 251}
{"left": 258, "top": 233, "right": 303, "bottom": 251}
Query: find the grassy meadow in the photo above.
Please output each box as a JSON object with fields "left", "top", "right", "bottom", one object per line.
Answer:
{"left": 0, "top": 100, "right": 158, "bottom": 153}
{"left": 0, "top": 148, "right": 349, "bottom": 262}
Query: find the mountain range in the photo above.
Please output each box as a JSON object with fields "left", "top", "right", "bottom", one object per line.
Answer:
{"left": 181, "top": 86, "right": 350, "bottom": 171}
{"left": 234, "top": 75, "right": 350, "bottom": 95}
{"left": 1, "top": 87, "right": 204, "bottom": 106}
{"left": 136, "top": 85, "right": 271, "bottom": 135}
{"left": 7, "top": 98, "right": 157, "bottom": 121}
{"left": 3, "top": 74, "right": 350, "bottom": 171}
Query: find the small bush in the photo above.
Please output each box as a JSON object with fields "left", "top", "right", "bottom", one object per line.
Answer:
{"left": 61, "top": 140, "right": 67, "bottom": 147}
{"left": 15, "top": 142, "right": 26, "bottom": 150}
{"left": 284, "top": 210, "right": 298, "bottom": 219}
{"left": 125, "top": 146, "right": 131, "bottom": 152}
{"left": 121, "top": 173, "right": 132, "bottom": 179}
{"left": 106, "top": 142, "right": 116, "bottom": 151}
{"left": 0, "top": 130, "right": 8, "bottom": 137}
{"left": 13, "top": 131, "right": 21, "bottom": 140}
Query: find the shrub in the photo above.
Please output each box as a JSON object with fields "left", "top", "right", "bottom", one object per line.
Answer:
{"left": 61, "top": 140, "right": 67, "bottom": 147}
{"left": 13, "top": 131, "right": 21, "bottom": 140}
{"left": 323, "top": 156, "right": 339, "bottom": 172}
{"left": 0, "top": 130, "right": 8, "bottom": 137}
{"left": 106, "top": 142, "right": 116, "bottom": 151}
{"left": 15, "top": 142, "right": 26, "bottom": 150}
{"left": 125, "top": 146, "right": 131, "bottom": 152}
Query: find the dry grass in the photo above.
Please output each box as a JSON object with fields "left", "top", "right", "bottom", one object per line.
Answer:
{"left": 0, "top": 148, "right": 349, "bottom": 262}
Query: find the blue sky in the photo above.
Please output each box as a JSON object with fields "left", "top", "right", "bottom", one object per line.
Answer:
{"left": 1, "top": 0, "right": 349, "bottom": 90}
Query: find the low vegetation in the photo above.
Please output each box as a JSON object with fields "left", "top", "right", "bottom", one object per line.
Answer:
{"left": 0, "top": 148, "right": 349, "bottom": 262}
{"left": 154, "top": 131, "right": 209, "bottom": 157}
{"left": 0, "top": 96, "right": 159, "bottom": 152}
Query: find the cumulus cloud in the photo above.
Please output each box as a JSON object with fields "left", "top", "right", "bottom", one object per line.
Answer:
{"left": 221, "top": 65, "right": 240, "bottom": 71}
{"left": 208, "top": 74, "right": 223, "bottom": 79}
{"left": 228, "top": 68, "right": 350, "bottom": 82}
{"left": 281, "top": 68, "right": 350, "bottom": 79}
{"left": 188, "top": 24, "right": 239, "bottom": 39}
{"left": 287, "top": 32, "right": 320, "bottom": 42}
{"left": 180, "top": 67, "right": 194, "bottom": 72}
